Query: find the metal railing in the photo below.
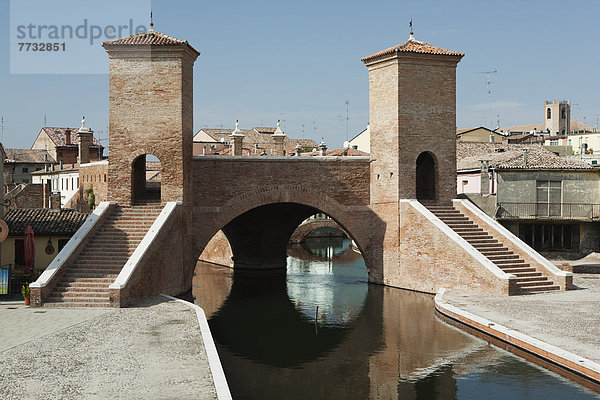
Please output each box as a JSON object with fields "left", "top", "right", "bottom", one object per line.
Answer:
{"left": 497, "top": 202, "right": 600, "bottom": 220}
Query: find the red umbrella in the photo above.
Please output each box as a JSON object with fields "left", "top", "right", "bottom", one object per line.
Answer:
{"left": 24, "top": 225, "right": 35, "bottom": 276}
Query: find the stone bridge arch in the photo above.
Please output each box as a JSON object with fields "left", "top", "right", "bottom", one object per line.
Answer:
{"left": 192, "top": 185, "right": 376, "bottom": 278}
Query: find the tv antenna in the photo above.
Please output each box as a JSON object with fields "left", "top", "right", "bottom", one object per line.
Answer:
{"left": 1, "top": 116, "right": 4, "bottom": 143}
{"left": 474, "top": 69, "right": 497, "bottom": 128}
{"left": 345, "top": 100, "right": 350, "bottom": 142}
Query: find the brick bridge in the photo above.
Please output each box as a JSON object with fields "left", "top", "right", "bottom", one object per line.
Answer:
{"left": 31, "top": 29, "right": 572, "bottom": 307}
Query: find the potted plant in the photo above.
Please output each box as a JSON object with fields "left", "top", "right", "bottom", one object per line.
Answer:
{"left": 22, "top": 284, "right": 31, "bottom": 306}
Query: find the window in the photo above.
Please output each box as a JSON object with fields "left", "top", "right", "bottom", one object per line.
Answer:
{"left": 14, "top": 239, "right": 25, "bottom": 266}
{"left": 536, "top": 180, "right": 561, "bottom": 217}
{"left": 547, "top": 108, "right": 551, "bottom": 119}
{"left": 22, "top": 179, "right": 29, "bottom": 183}
{"left": 519, "top": 223, "right": 578, "bottom": 251}
{"left": 562, "top": 108, "right": 566, "bottom": 119}
{"left": 550, "top": 139, "right": 558, "bottom": 146}
{"left": 22, "top": 167, "right": 28, "bottom": 173}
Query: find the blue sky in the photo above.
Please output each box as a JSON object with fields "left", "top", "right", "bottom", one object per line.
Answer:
{"left": 1, "top": 0, "right": 599, "bottom": 150}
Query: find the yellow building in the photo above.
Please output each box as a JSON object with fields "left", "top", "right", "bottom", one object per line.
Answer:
{"left": 1, "top": 208, "right": 87, "bottom": 293}
{"left": 456, "top": 126, "right": 506, "bottom": 143}
{"left": 348, "top": 124, "right": 370, "bottom": 153}
{"left": 545, "top": 132, "right": 600, "bottom": 155}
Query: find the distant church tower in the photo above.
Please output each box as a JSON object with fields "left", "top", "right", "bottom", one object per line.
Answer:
{"left": 544, "top": 100, "right": 570, "bottom": 135}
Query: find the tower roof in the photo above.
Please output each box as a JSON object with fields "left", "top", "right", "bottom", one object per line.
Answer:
{"left": 102, "top": 30, "right": 200, "bottom": 56}
{"left": 362, "top": 38, "right": 464, "bottom": 64}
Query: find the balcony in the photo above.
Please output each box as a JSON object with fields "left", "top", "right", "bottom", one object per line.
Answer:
{"left": 497, "top": 202, "right": 600, "bottom": 221}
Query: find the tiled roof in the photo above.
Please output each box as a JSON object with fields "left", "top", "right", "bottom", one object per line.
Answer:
{"left": 457, "top": 142, "right": 594, "bottom": 171}
{"left": 362, "top": 38, "right": 464, "bottom": 63}
{"left": 4, "top": 208, "right": 88, "bottom": 236}
{"left": 42, "top": 127, "right": 101, "bottom": 147}
{"left": 102, "top": 31, "right": 200, "bottom": 55}
{"left": 5, "top": 149, "right": 56, "bottom": 164}
{"left": 253, "top": 127, "right": 277, "bottom": 134}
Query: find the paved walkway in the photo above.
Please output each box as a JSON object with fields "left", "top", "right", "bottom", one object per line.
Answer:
{"left": 444, "top": 274, "right": 600, "bottom": 364}
{"left": 0, "top": 297, "right": 217, "bottom": 400}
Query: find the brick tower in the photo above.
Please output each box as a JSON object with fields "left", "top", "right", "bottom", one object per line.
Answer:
{"left": 362, "top": 32, "right": 463, "bottom": 284}
{"left": 102, "top": 27, "right": 200, "bottom": 206}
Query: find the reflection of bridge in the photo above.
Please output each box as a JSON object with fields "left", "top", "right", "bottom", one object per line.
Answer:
{"left": 289, "top": 218, "right": 348, "bottom": 243}
{"left": 192, "top": 262, "right": 489, "bottom": 399}
{"left": 31, "top": 28, "right": 571, "bottom": 307}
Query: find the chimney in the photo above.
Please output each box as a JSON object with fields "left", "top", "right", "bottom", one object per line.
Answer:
{"left": 480, "top": 160, "right": 490, "bottom": 195}
{"left": 77, "top": 116, "right": 93, "bottom": 165}
{"left": 65, "top": 129, "right": 71, "bottom": 145}
{"left": 522, "top": 149, "right": 528, "bottom": 168}
{"left": 319, "top": 139, "right": 327, "bottom": 156}
{"left": 230, "top": 120, "right": 245, "bottom": 156}
{"left": 271, "top": 121, "right": 286, "bottom": 156}
{"left": 50, "top": 192, "right": 61, "bottom": 212}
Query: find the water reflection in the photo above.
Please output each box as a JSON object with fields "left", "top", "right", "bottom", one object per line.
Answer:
{"left": 192, "top": 238, "right": 600, "bottom": 400}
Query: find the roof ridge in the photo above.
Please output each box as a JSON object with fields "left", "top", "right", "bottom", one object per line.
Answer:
{"left": 362, "top": 38, "right": 464, "bottom": 63}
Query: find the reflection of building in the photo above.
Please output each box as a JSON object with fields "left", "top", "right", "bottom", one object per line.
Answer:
{"left": 457, "top": 141, "right": 600, "bottom": 256}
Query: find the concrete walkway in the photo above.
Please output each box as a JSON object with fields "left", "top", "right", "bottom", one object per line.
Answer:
{"left": 443, "top": 274, "right": 600, "bottom": 364}
{"left": 0, "top": 296, "right": 217, "bottom": 400}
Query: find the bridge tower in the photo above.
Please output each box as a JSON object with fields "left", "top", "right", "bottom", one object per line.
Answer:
{"left": 362, "top": 31, "right": 464, "bottom": 283}
{"left": 102, "top": 28, "right": 200, "bottom": 206}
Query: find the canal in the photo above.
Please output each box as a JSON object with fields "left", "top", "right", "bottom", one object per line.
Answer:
{"left": 192, "top": 237, "right": 600, "bottom": 399}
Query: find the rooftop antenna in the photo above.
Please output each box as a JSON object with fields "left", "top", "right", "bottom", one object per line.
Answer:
{"left": 409, "top": 19, "right": 414, "bottom": 40}
{"left": 474, "top": 69, "right": 497, "bottom": 128}
{"left": 149, "top": 10, "right": 154, "bottom": 32}
{"left": 44, "top": 114, "right": 47, "bottom": 127}
{"left": 1, "top": 116, "right": 4, "bottom": 143}
{"left": 345, "top": 100, "right": 350, "bottom": 142}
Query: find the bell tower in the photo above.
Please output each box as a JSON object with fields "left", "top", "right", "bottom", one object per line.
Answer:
{"left": 102, "top": 26, "right": 200, "bottom": 206}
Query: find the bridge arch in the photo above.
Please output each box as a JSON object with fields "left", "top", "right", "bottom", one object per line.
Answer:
{"left": 192, "top": 185, "right": 373, "bottom": 277}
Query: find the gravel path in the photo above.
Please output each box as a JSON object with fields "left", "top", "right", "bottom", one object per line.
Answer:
{"left": 444, "top": 274, "right": 600, "bottom": 364}
{"left": 0, "top": 296, "right": 217, "bottom": 400}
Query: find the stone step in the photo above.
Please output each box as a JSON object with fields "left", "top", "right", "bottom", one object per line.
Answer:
{"left": 466, "top": 238, "right": 498, "bottom": 244}
{"left": 60, "top": 277, "right": 115, "bottom": 284}
{"left": 460, "top": 232, "right": 492, "bottom": 238}
{"left": 518, "top": 280, "right": 554, "bottom": 288}
{"left": 55, "top": 281, "right": 109, "bottom": 289}
{"left": 522, "top": 285, "right": 560, "bottom": 293}
{"left": 472, "top": 243, "right": 504, "bottom": 248}
{"left": 494, "top": 259, "right": 525, "bottom": 265}
{"left": 51, "top": 290, "right": 109, "bottom": 298}
{"left": 486, "top": 254, "right": 520, "bottom": 261}
{"left": 479, "top": 249, "right": 512, "bottom": 255}
{"left": 502, "top": 267, "right": 536, "bottom": 274}
{"left": 63, "top": 271, "right": 119, "bottom": 279}
{"left": 453, "top": 227, "right": 484, "bottom": 233}
{"left": 511, "top": 271, "right": 543, "bottom": 278}
{"left": 514, "top": 275, "right": 546, "bottom": 282}
{"left": 77, "top": 255, "right": 129, "bottom": 261}
{"left": 45, "top": 296, "right": 111, "bottom": 305}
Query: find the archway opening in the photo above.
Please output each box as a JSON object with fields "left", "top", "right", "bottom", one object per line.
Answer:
{"left": 132, "top": 154, "right": 161, "bottom": 203}
{"left": 416, "top": 152, "right": 436, "bottom": 201}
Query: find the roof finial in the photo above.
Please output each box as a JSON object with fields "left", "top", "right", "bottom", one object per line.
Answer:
{"left": 149, "top": 10, "right": 154, "bottom": 33}
{"left": 409, "top": 19, "right": 415, "bottom": 41}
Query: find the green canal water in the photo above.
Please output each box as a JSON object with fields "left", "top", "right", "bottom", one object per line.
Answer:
{"left": 192, "top": 237, "right": 600, "bottom": 400}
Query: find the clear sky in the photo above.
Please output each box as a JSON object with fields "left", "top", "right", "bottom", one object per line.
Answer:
{"left": 1, "top": 0, "right": 599, "bottom": 150}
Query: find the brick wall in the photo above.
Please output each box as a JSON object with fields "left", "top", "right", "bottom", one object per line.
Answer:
{"left": 105, "top": 47, "right": 198, "bottom": 206}
{"left": 6, "top": 183, "right": 44, "bottom": 209}
{"left": 79, "top": 162, "right": 108, "bottom": 206}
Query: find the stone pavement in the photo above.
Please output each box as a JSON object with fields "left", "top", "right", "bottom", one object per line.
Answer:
{"left": 444, "top": 274, "right": 600, "bottom": 364}
{"left": 0, "top": 296, "right": 217, "bottom": 400}
{"left": 0, "top": 300, "right": 110, "bottom": 353}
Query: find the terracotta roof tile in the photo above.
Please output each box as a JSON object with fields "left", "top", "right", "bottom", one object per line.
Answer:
{"left": 457, "top": 142, "right": 593, "bottom": 171}
{"left": 102, "top": 31, "right": 200, "bottom": 55}
{"left": 5, "top": 149, "right": 55, "bottom": 164}
{"left": 42, "top": 127, "right": 101, "bottom": 148}
{"left": 4, "top": 208, "right": 88, "bottom": 236}
{"left": 362, "top": 39, "right": 464, "bottom": 63}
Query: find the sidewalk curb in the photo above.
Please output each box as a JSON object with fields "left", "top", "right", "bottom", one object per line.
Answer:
{"left": 434, "top": 288, "right": 600, "bottom": 385}
{"left": 160, "top": 294, "right": 232, "bottom": 400}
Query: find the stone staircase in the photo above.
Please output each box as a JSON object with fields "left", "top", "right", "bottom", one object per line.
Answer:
{"left": 44, "top": 204, "right": 162, "bottom": 307}
{"left": 425, "top": 204, "right": 560, "bottom": 294}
